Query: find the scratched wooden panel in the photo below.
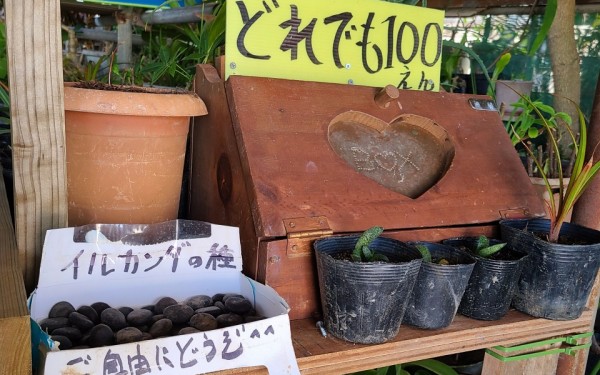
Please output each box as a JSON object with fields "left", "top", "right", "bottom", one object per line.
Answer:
{"left": 5, "top": 0, "right": 68, "bottom": 292}
{"left": 226, "top": 75, "right": 545, "bottom": 239}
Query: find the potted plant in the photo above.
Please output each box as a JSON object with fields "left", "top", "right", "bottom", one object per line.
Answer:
{"left": 442, "top": 235, "right": 527, "bottom": 321}
{"left": 402, "top": 242, "right": 476, "bottom": 330}
{"left": 500, "top": 95, "right": 600, "bottom": 320}
{"left": 313, "top": 226, "right": 422, "bottom": 344}
{"left": 63, "top": 1, "right": 227, "bottom": 226}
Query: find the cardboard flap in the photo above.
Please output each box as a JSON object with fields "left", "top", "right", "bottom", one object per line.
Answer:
{"left": 31, "top": 220, "right": 243, "bottom": 320}
{"left": 226, "top": 76, "right": 545, "bottom": 238}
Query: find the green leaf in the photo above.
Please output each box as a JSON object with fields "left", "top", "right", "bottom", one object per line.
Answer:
{"left": 477, "top": 243, "right": 506, "bottom": 258}
{"left": 373, "top": 253, "right": 390, "bottom": 262}
{"left": 415, "top": 244, "right": 432, "bottom": 263}
{"left": 362, "top": 245, "right": 374, "bottom": 260}
{"left": 354, "top": 227, "right": 383, "bottom": 253}
{"left": 527, "top": 127, "right": 539, "bottom": 139}
{"left": 475, "top": 235, "right": 489, "bottom": 251}
{"left": 528, "top": 0, "right": 557, "bottom": 56}
{"left": 403, "top": 359, "right": 459, "bottom": 375}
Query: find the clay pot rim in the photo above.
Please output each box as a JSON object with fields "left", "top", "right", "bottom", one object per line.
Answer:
{"left": 63, "top": 83, "right": 208, "bottom": 117}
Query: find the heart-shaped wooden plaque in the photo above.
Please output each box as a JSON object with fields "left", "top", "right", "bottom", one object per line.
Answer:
{"left": 328, "top": 111, "right": 455, "bottom": 199}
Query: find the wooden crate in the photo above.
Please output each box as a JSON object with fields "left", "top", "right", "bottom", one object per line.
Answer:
{"left": 189, "top": 64, "right": 545, "bottom": 320}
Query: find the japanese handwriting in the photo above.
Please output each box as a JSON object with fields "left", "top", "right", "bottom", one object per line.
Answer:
{"left": 232, "top": 0, "right": 441, "bottom": 90}
{"left": 64, "top": 325, "right": 277, "bottom": 374}
{"left": 60, "top": 242, "right": 238, "bottom": 280}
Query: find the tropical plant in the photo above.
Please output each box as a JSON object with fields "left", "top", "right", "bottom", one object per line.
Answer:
{"left": 442, "top": 0, "right": 557, "bottom": 98}
{"left": 351, "top": 226, "right": 389, "bottom": 262}
{"left": 513, "top": 94, "right": 600, "bottom": 242}
{"left": 504, "top": 94, "right": 575, "bottom": 179}
{"left": 351, "top": 359, "right": 459, "bottom": 375}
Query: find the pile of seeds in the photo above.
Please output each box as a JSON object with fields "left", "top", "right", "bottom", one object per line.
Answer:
{"left": 38, "top": 294, "right": 265, "bottom": 350}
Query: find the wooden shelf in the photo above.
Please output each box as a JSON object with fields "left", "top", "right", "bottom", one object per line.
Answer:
{"left": 211, "top": 309, "right": 593, "bottom": 375}
{"left": 291, "top": 310, "right": 593, "bottom": 374}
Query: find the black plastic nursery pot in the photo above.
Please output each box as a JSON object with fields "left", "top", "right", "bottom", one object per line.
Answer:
{"left": 443, "top": 237, "right": 527, "bottom": 321}
{"left": 500, "top": 218, "right": 600, "bottom": 320}
{"left": 314, "top": 235, "right": 422, "bottom": 344}
{"left": 403, "top": 242, "right": 476, "bottom": 329}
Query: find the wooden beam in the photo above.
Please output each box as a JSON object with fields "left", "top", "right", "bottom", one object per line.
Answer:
{"left": 0, "top": 165, "right": 31, "bottom": 375}
{"left": 5, "top": 0, "right": 68, "bottom": 292}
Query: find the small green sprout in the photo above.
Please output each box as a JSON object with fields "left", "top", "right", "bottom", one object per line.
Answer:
{"left": 415, "top": 244, "right": 432, "bottom": 263}
{"left": 415, "top": 244, "right": 450, "bottom": 265}
{"left": 351, "top": 226, "right": 389, "bottom": 262}
{"left": 474, "top": 235, "right": 506, "bottom": 258}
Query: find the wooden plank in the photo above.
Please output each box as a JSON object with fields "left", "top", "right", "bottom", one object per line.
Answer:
{"left": 225, "top": 76, "right": 545, "bottom": 240}
{"left": 482, "top": 345, "right": 561, "bottom": 375}
{"left": 189, "top": 64, "right": 262, "bottom": 279}
{"left": 0, "top": 316, "right": 31, "bottom": 375}
{"left": 0, "top": 165, "right": 31, "bottom": 374}
{"left": 203, "top": 310, "right": 592, "bottom": 375}
{"left": 5, "top": 0, "right": 68, "bottom": 292}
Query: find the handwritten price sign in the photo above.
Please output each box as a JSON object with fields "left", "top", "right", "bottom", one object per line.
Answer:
{"left": 225, "top": 0, "right": 445, "bottom": 91}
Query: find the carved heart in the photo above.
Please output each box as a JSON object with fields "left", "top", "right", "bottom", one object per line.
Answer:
{"left": 328, "top": 111, "right": 455, "bottom": 199}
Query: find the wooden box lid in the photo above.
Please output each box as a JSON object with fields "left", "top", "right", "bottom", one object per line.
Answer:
{"left": 226, "top": 75, "right": 544, "bottom": 238}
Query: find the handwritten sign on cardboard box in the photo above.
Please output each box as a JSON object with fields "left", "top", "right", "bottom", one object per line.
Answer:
{"left": 30, "top": 220, "right": 300, "bottom": 375}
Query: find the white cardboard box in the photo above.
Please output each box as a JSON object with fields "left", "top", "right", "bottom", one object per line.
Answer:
{"left": 29, "top": 220, "right": 300, "bottom": 375}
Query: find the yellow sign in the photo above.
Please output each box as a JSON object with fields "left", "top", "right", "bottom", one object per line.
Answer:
{"left": 225, "top": 0, "right": 444, "bottom": 91}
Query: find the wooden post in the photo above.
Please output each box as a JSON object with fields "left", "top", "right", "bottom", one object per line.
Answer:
{"left": 0, "top": 165, "right": 30, "bottom": 374}
{"left": 560, "top": 71, "right": 600, "bottom": 375}
{"left": 5, "top": 0, "right": 68, "bottom": 291}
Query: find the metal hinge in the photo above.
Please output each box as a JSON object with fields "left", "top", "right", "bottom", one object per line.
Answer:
{"left": 499, "top": 208, "right": 531, "bottom": 219}
{"left": 282, "top": 216, "right": 333, "bottom": 257}
{"left": 283, "top": 216, "right": 333, "bottom": 239}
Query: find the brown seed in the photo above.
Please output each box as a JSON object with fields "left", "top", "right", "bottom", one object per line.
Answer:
{"left": 90, "top": 302, "right": 111, "bottom": 315}
{"left": 163, "top": 304, "right": 194, "bottom": 325}
{"left": 224, "top": 296, "right": 253, "bottom": 314}
{"left": 116, "top": 327, "right": 144, "bottom": 344}
{"left": 179, "top": 327, "right": 200, "bottom": 335}
{"left": 189, "top": 313, "right": 218, "bottom": 331}
{"left": 195, "top": 306, "right": 223, "bottom": 317}
{"left": 51, "top": 335, "right": 73, "bottom": 350}
{"left": 52, "top": 326, "right": 82, "bottom": 343}
{"left": 100, "top": 308, "right": 127, "bottom": 331}
{"left": 216, "top": 313, "right": 244, "bottom": 328}
{"left": 88, "top": 324, "right": 114, "bottom": 347}
{"left": 149, "top": 318, "right": 173, "bottom": 338}
{"left": 127, "top": 309, "right": 154, "bottom": 326}
{"left": 48, "top": 301, "right": 76, "bottom": 318}
{"left": 69, "top": 312, "right": 94, "bottom": 332}
{"left": 77, "top": 305, "right": 99, "bottom": 324}
{"left": 185, "top": 295, "right": 213, "bottom": 310}
{"left": 39, "top": 317, "right": 70, "bottom": 333}
{"left": 155, "top": 297, "right": 178, "bottom": 314}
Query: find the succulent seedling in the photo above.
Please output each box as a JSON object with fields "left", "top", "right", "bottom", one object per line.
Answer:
{"left": 351, "top": 226, "right": 389, "bottom": 262}
{"left": 474, "top": 235, "right": 506, "bottom": 258}
{"left": 415, "top": 244, "right": 450, "bottom": 265}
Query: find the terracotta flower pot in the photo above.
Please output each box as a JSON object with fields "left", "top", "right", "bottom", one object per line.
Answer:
{"left": 64, "top": 84, "right": 207, "bottom": 226}
{"left": 495, "top": 80, "right": 533, "bottom": 121}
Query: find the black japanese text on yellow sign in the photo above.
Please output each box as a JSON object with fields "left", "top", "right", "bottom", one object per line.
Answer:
{"left": 225, "top": 0, "right": 445, "bottom": 91}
